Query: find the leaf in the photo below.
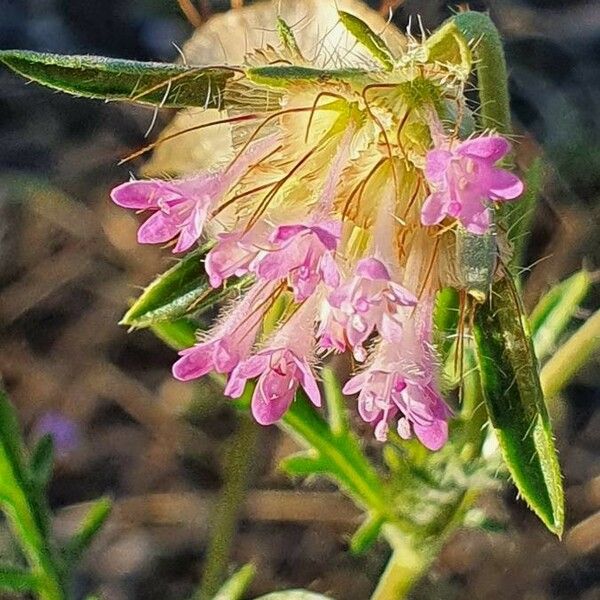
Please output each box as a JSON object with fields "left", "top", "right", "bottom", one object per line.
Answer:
{"left": 350, "top": 512, "right": 384, "bottom": 555}
{"left": 0, "top": 567, "right": 39, "bottom": 593}
{"left": 29, "top": 434, "right": 55, "bottom": 490}
{"left": 246, "top": 65, "right": 370, "bottom": 88}
{"left": 282, "top": 394, "right": 392, "bottom": 521}
{"left": 121, "top": 245, "right": 253, "bottom": 328}
{"left": 530, "top": 270, "right": 592, "bottom": 361}
{"left": 0, "top": 50, "right": 235, "bottom": 108}
{"left": 338, "top": 10, "right": 395, "bottom": 70}
{"left": 151, "top": 318, "right": 198, "bottom": 351}
{"left": 253, "top": 592, "right": 334, "bottom": 600}
{"left": 279, "top": 451, "right": 325, "bottom": 477}
{"left": 64, "top": 498, "right": 112, "bottom": 564}
{"left": 0, "top": 388, "right": 29, "bottom": 492}
{"left": 322, "top": 367, "right": 349, "bottom": 436}
{"left": 212, "top": 564, "right": 256, "bottom": 600}
{"left": 473, "top": 275, "right": 564, "bottom": 535}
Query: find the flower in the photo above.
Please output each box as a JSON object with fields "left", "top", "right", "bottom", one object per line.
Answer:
{"left": 421, "top": 135, "right": 524, "bottom": 234}
{"left": 249, "top": 221, "right": 341, "bottom": 301}
{"left": 225, "top": 298, "right": 321, "bottom": 425}
{"left": 34, "top": 412, "right": 80, "bottom": 456}
{"left": 111, "top": 134, "right": 279, "bottom": 252}
{"left": 172, "top": 281, "right": 277, "bottom": 381}
{"left": 318, "top": 257, "right": 417, "bottom": 361}
{"left": 342, "top": 302, "right": 450, "bottom": 449}
{"left": 111, "top": 18, "right": 527, "bottom": 448}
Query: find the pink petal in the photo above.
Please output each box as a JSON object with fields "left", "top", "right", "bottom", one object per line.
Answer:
{"left": 110, "top": 180, "right": 174, "bottom": 209}
{"left": 137, "top": 210, "right": 184, "bottom": 244}
{"left": 356, "top": 258, "right": 390, "bottom": 281}
{"left": 420, "top": 192, "right": 448, "bottom": 226}
{"left": 460, "top": 205, "right": 491, "bottom": 235}
{"left": 413, "top": 419, "right": 448, "bottom": 451}
{"left": 292, "top": 356, "right": 321, "bottom": 407}
{"left": 343, "top": 372, "right": 368, "bottom": 395}
{"left": 425, "top": 149, "right": 452, "bottom": 183}
{"left": 173, "top": 207, "right": 206, "bottom": 253}
{"left": 489, "top": 169, "right": 524, "bottom": 200}
{"left": 251, "top": 385, "right": 294, "bottom": 425}
{"left": 270, "top": 224, "right": 307, "bottom": 244}
{"left": 319, "top": 252, "right": 341, "bottom": 288}
{"left": 172, "top": 344, "right": 214, "bottom": 381}
{"left": 310, "top": 224, "right": 340, "bottom": 251}
{"left": 458, "top": 136, "right": 511, "bottom": 161}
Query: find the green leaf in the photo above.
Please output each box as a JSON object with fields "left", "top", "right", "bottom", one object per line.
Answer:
{"left": 350, "top": 512, "right": 384, "bottom": 555}
{"left": 151, "top": 318, "right": 198, "bottom": 351}
{"left": 322, "top": 367, "right": 349, "bottom": 436}
{"left": 212, "top": 564, "right": 256, "bottom": 600}
{"left": 282, "top": 394, "right": 392, "bottom": 521}
{"left": 279, "top": 451, "right": 324, "bottom": 477}
{"left": 530, "top": 270, "right": 592, "bottom": 361}
{"left": 0, "top": 567, "right": 39, "bottom": 592}
{"left": 246, "top": 66, "right": 370, "bottom": 88}
{"left": 121, "top": 245, "right": 253, "bottom": 328}
{"left": 64, "top": 498, "right": 112, "bottom": 564}
{"left": 253, "top": 592, "right": 333, "bottom": 600}
{"left": 338, "top": 10, "right": 395, "bottom": 70}
{"left": 0, "top": 50, "right": 235, "bottom": 108}
{"left": 0, "top": 388, "right": 29, "bottom": 492}
{"left": 473, "top": 275, "right": 564, "bottom": 535}
{"left": 29, "top": 434, "right": 55, "bottom": 490}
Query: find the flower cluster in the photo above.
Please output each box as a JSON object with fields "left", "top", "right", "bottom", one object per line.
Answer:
{"left": 111, "top": 30, "right": 523, "bottom": 449}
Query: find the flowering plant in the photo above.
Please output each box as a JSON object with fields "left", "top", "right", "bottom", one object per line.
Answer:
{"left": 1, "top": 2, "right": 599, "bottom": 599}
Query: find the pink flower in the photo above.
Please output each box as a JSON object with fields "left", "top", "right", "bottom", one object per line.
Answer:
{"left": 318, "top": 258, "right": 417, "bottom": 361}
{"left": 421, "top": 135, "right": 524, "bottom": 234}
{"left": 225, "top": 299, "right": 321, "bottom": 425}
{"left": 172, "top": 282, "right": 277, "bottom": 381}
{"left": 249, "top": 221, "right": 342, "bottom": 301}
{"left": 205, "top": 222, "right": 269, "bottom": 288}
{"left": 342, "top": 302, "right": 450, "bottom": 450}
{"left": 111, "top": 135, "right": 279, "bottom": 253}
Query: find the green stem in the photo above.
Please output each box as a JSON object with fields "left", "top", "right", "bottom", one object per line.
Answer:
{"left": 370, "top": 527, "right": 428, "bottom": 600}
{"left": 196, "top": 414, "right": 259, "bottom": 599}
{"left": 541, "top": 307, "right": 600, "bottom": 399}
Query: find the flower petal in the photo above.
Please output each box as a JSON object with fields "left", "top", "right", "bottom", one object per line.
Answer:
{"left": 111, "top": 180, "right": 176, "bottom": 209}
{"left": 137, "top": 210, "right": 184, "bottom": 244}
{"left": 292, "top": 356, "right": 321, "bottom": 407}
{"left": 424, "top": 149, "right": 452, "bottom": 183}
{"left": 489, "top": 169, "right": 524, "bottom": 200}
{"left": 458, "top": 136, "right": 511, "bottom": 161}
{"left": 420, "top": 192, "right": 448, "bottom": 226}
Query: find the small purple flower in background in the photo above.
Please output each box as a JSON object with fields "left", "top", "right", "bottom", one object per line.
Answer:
{"left": 34, "top": 412, "right": 80, "bottom": 456}
{"left": 421, "top": 135, "right": 524, "bottom": 234}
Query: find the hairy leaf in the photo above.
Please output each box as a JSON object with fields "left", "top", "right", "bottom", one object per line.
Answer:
{"left": 121, "top": 245, "right": 252, "bottom": 328}
{"left": 0, "top": 50, "right": 235, "bottom": 108}
{"left": 474, "top": 276, "right": 564, "bottom": 535}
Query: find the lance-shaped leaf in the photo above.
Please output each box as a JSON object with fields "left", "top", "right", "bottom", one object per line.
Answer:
{"left": 121, "top": 245, "right": 253, "bottom": 328}
{"left": 473, "top": 275, "right": 564, "bottom": 535}
{"left": 530, "top": 270, "right": 592, "bottom": 362}
{"left": 338, "top": 10, "right": 395, "bottom": 70}
{"left": 253, "top": 592, "right": 334, "bottom": 600}
{"left": 0, "top": 50, "right": 236, "bottom": 108}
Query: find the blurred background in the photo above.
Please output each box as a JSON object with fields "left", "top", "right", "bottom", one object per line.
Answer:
{"left": 0, "top": 0, "right": 599, "bottom": 598}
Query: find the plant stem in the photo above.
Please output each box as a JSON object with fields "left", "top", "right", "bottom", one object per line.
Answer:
{"left": 541, "top": 307, "right": 600, "bottom": 399}
{"left": 196, "top": 414, "right": 259, "bottom": 599}
{"left": 370, "top": 528, "right": 428, "bottom": 600}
